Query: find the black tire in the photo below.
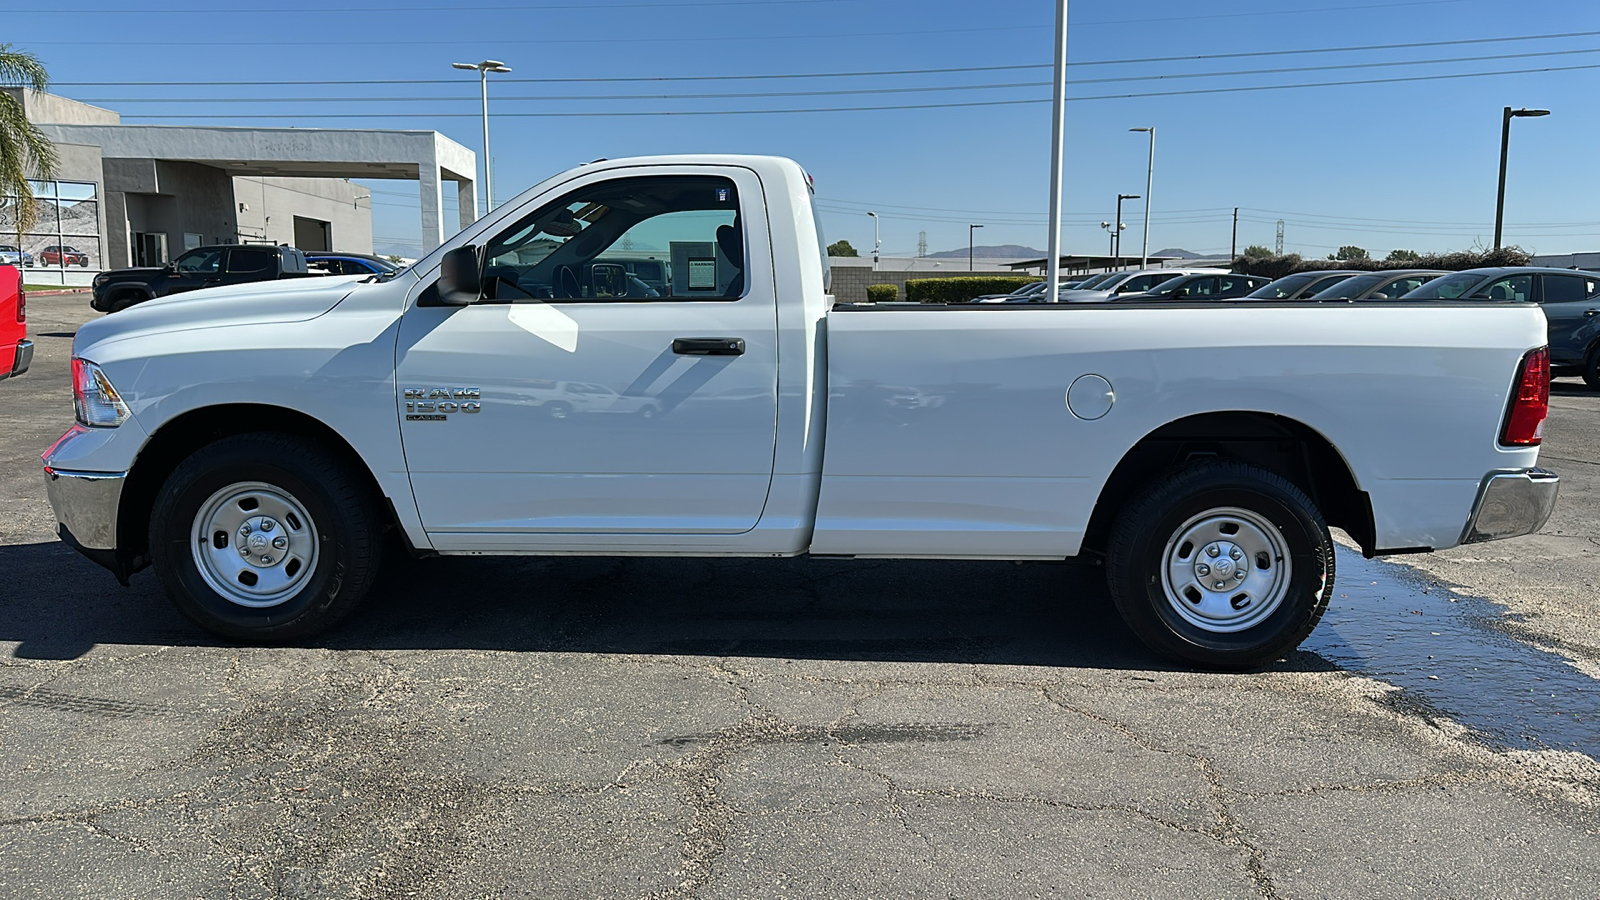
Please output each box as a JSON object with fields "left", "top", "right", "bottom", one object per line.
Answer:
{"left": 1583, "top": 345, "right": 1600, "bottom": 390}
{"left": 108, "top": 290, "right": 146, "bottom": 314}
{"left": 149, "top": 433, "right": 383, "bottom": 641}
{"left": 546, "top": 402, "right": 573, "bottom": 420}
{"left": 1105, "top": 458, "right": 1335, "bottom": 670}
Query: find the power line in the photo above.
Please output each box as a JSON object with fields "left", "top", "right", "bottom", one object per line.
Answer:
{"left": 113, "top": 61, "right": 1600, "bottom": 119}
{"left": 47, "top": 28, "right": 1600, "bottom": 83}
{"left": 73, "top": 44, "right": 1600, "bottom": 105}
{"left": 18, "top": 22, "right": 1042, "bottom": 47}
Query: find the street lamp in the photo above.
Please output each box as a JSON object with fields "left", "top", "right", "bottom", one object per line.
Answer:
{"left": 1129, "top": 126, "right": 1155, "bottom": 267}
{"left": 969, "top": 223, "right": 983, "bottom": 271}
{"left": 866, "top": 211, "right": 880, "bottom": 271}
{"left": 1494, "top": 106, "right": 1550, "bottom": 250}
{"left": 1101, "top": 194, "right": 1139, "bottom": 263}
{"left": 452, "top": 59, "right": 513, "bottom": 213}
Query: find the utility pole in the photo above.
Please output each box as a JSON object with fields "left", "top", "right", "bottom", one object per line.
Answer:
{"left": 968, "top": 224, "right": 984, "bottom": 271}
{"left": 1044, "top": 0, "right": 1069, "bottom": 301}
{"left": 1231, "top": 207, "right": 1239, "bottom": 259}
{"left": 917, "top": 230, "right": 928, "bottom": 258}
{"left": 1275, "top": 220, "right": 1285, "bottom": 256}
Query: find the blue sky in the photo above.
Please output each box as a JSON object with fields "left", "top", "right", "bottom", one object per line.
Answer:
{"left": 15, "top": 0, "right": 1600, "bottom": 259}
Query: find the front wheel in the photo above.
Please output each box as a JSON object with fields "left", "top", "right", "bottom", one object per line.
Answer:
{"left": 1583, "top": 345, "right": 1600, "bottom": 390}
{"left": 149, "top": 433, "right": 382, "bottom": 641}
{"left": 1106, "top": 459, "right": 1334, "bottom": 669}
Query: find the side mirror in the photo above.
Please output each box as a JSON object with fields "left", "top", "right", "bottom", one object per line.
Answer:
{"left": 1176, "top": 287, "right": 1190, "bottom": 297}
{"left": 437, "top": 245, "right": 482, "bottom": 305}
{"left": 164, "top": 262, "right": 179, "bottom": 274}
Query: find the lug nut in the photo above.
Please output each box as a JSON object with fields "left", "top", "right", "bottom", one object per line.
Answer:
{"left": 1196, "top": 564, "right": 1210, "bottom": 577}
{"left": 272, "top": 537, "right": 288, "bottom": 550}
{"left": 1213, "top": 580, "right": 1226, "bottom": 590}
{"left": 240, "top": 523, "right": 252, "bottom": 535}
{"left": 1235, "top": 569, "right": 1246, "bottom": 580}
{"left": 238, "top": 544, "right": 250, "bottom": 556}
{"left": 1206, "top": 545, "right": 1221, "bottom": 557}
{"left": 261, "top": 520, "right": 273, "bottom": 532}
{"left": 260, "top": 555, "right": 272, "bottom": 564}
{"left": 1230, "top": 548, "right": 1242, "bottom": 560}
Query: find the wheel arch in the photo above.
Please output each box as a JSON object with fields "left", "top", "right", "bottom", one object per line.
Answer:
{"left": 117, "top": 404, "right": 396, "bottom": 571}
{"left": 1081, "top": 410, "right": 1375, "bottom": 557}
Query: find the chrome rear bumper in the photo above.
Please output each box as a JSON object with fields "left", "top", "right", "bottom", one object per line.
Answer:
{"left": 1461, "top": 467, "right": 1559, "bottom": 545}
{"left": 3, "top": 339, "right": 30, "bottom": 379}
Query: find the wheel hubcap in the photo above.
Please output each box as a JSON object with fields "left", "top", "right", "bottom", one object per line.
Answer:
{"left": 1159, "top": 507, "right": 1292, "bottom": 633}
{"left": 190, "top": 482, "right": 319, "bottom": 608}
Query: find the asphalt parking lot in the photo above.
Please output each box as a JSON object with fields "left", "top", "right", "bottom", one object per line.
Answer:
{"left": 3, "top": 295, "right": 1598, "bottom": 899}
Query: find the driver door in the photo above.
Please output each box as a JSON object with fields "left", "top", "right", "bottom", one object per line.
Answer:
{"left": 394, "top": 166, "right": 779, "bottom": 548}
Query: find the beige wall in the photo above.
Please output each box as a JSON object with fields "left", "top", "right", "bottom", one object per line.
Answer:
{"left": 233, "top": 177, "right": 373, "bottom": 253}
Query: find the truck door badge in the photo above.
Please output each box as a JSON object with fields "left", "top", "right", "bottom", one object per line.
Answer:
{"left": 405, "top": 387, "right": 482, "bottom": 421}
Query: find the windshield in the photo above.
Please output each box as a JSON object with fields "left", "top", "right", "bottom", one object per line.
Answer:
{"left": 1074, "top": 273, "right": 1114, "bottom": 289}
{"left": 1399, "top": 271, "right": 1484, "bottom": 300}
{"left": 1246, "top": 272, "right": 1319, "bottom": 299}
{"left": 1308, "top": 272, "right": 1385, "bottom": 300}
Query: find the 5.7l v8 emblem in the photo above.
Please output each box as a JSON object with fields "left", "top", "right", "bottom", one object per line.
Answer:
{"left": 405, "top": 387, "right": 482, "bottom": 421}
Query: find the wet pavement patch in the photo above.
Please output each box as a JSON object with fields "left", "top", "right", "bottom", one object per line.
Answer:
{"left": 1305, "top": 548, "right": 1600, "bottom": 758}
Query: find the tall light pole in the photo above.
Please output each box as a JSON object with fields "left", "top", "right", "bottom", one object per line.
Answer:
{"left": 969, "top": 223, "right": 983, "bottom": 271}
{"left": 1044, "top": 0, "right": 1069, "bottom": 302}
{"left": 1112, "top": 193, "right": 1138, "bottom": 263}
{"left": 1129, "top": 126, "right": 1155, "bottom": 268}
{"left": 1494, "top": 106, "right": 1550, "bottom": 249}
{"left": 452, "top": 59, "right": 513, "bottom": 214}
{"left": 866, "top": 211, "right": 880, "bottom": 271}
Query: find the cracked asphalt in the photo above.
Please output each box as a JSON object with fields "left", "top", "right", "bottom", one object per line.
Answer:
{"left": 3, "top": 295, "right": 1598, "bottom": 899}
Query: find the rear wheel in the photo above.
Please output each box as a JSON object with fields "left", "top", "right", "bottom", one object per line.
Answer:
{"left": 149, "top": 433, "right": 382, "bottom": 641}
{"left": 1583, "top": 345, "right": 1600, "bottom": 389}
{"left": 1106, "top": 459, "right": 1334, "bottom": 669}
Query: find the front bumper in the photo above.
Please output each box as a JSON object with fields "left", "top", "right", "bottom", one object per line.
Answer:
{"left": 1461, "top": 467, "right": 1559, "bottom": 544}
{"left": 44, "top": 465, "right": 126, "bottom": 553}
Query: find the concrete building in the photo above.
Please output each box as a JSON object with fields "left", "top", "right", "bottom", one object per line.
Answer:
{"left": 5, "top": 89, "right": 475, "bottom": 285}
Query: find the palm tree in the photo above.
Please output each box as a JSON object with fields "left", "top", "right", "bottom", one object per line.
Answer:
{"left": 0, "top": 44, "right": 59, "bottom": 235}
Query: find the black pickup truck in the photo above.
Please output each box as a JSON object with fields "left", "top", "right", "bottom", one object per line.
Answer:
{"left": 91, "top": 244, "right": 311, "bottom": 313}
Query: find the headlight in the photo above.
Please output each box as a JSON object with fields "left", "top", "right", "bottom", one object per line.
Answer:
{"left": 93, "top": 274, "right": 110, "bottom": 287}
{"left": 72, "top": 358, "right": 131, "bottom": 428}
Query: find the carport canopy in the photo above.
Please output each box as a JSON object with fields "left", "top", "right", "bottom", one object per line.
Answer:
{"left": 36, "top": 123, "right": 478, "bottom": 253}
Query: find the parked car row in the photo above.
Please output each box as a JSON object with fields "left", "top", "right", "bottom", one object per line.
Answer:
{"left": 971, "top": 265, "right": 1600, "bottom": 388}
{"left": 90, "top": 247, "right": 400, "bottom": 313}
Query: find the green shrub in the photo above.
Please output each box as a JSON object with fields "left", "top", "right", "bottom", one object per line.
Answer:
{"left": 906, "top": 277, "right": 1040, "bottom": 304}
{"left": 1231, "top": 246, "right": 1531, "bottom": 279}
{"left": 865, "top": 283, "right": 898, "bottom": 303}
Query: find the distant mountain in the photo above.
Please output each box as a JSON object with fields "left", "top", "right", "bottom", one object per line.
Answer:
{"left": 1153, "top": 247, "right": 1206, "bottom": 259}
{"left": 926, "top": 243, "right": 1042, "bottom": 260}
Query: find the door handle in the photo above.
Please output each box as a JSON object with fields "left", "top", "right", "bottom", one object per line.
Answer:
{"left": 1584, "top": 309, "right": 1599, "bottom": 318}
{"left": 672, "top": 337, "right": 745, "bottom": 356}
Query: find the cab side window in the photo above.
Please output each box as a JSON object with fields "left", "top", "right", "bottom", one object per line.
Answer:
{"left": 1541, "top": 273, "right": 1597, "bottom": 303}
{"left": 1479, "top": 274, "right": 1534, "bottom": 302}
{"left": 227, "top": 248, "right": 273, "bottom": 274}
{"left": 480, "top": 175, "right": 744, "bottom": 302}
{"left": 175, "top": 248, "right": 222, "bottom": 274}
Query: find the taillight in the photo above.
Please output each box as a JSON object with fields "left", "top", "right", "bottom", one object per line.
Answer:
{"left": 1501, "top": 347, "right": 1549, "bottom": 446}
{"left": 16, "top": 286, "right": 24, "bottom": 323}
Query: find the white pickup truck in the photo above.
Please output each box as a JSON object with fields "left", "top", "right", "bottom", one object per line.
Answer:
{"left": 43, "top": 155, "right": 1558, "bottom": 667}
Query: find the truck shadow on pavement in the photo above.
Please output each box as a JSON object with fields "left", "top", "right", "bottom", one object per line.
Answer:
{"left": 0, "top": 540, "right": 1336, "bottom": 673}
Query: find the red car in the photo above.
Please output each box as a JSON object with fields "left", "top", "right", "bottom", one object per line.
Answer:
{"left": 41, "top": 245, "right": 89, "bottom": 267}
{"left": 0, "top": 265, "right": 31, "bottom": 381}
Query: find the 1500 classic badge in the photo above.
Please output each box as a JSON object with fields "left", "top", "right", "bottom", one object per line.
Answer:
{"left": 404, "top": 387, "right": 481, "bottom": 420}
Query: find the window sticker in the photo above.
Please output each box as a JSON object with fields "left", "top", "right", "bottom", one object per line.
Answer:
{"left": 688, "top": 257, "right": 717, "bottom": 290}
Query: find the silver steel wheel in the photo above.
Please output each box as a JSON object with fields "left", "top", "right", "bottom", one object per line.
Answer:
{"left": 1159, "top": 506, "right": 1292, "bottom": 633}
{"left": 189, "top": 481, "right": 320, "bottom": 608}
